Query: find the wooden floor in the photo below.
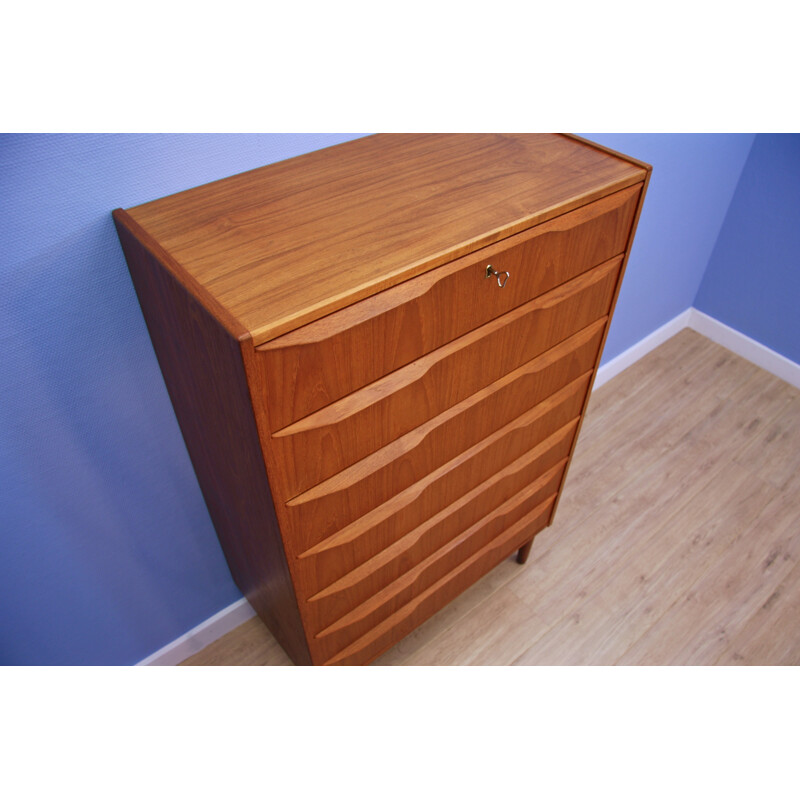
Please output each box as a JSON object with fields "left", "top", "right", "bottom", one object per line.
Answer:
{"left": 181, "top": 330, "right": 800, "bottom": 666}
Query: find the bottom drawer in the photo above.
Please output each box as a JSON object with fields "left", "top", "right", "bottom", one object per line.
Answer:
{"left": 307, "top": 456, "right": 567, "bottom": 634}
{"left": 322, "top": 495, "right": 555, "bottom": 666}
{"left": 312, "top": 479, "right": 559, "bottom": 663}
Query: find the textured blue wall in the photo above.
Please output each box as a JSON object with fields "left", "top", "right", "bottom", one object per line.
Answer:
{"left": 0, "top": 134, "right": 367, "bottom": 665}
{"left": 695, "top": 134, "right": 800, "bottom": 364}
{"left": 579, "top": 134, "right": 755, "bottom": 363}
{"left": 0, "top": 133, "right": 762, "bottom": 665}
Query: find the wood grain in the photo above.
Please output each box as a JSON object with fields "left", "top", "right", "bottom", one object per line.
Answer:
{"left": 550, "top": 333, "right": 769, "bottom": 528}
{"left": 274, "top": 317, "right": 605, "bottom": 503}
{"left": 283, "top": 367, "right": 590, "bottom": 542}
{"left": 714, "top": 558, "right": 800, "bottom": 665}
{"left": 561, "top": 133, "right": 654, "bottom": 173}
{"left": 180, "top": 616, "right": 293, "bottom": 666}
{"left": 298, "top": 420, "right": 577, "bottom": 574}
{"left": 259, "top": 258, "right": 620, "bottom": 509}
{"left": 258, "top": 185, "right": 640, "bottom": 429}
{"left": 288, "top": 377, "right": 588, "bottom": 553}
{"left": 733, "top": 400, "right": 800, "bottom": 490}
{"left": 615, "top": 476, "right": 797, "bottom": 666}
{"left": 123, "top": 134, "right": 647, "bottom": 344}
{"left": 513, "top": 461, "right": 776, "bottom": 666}
{"left": 324, "top": 499, "right": 554, "bottom": 666}
{"left": 300, "top": 455, "right": 569, "bottom": 604}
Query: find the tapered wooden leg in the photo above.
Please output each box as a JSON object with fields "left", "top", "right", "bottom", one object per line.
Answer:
{"left": 517, "top": 539, "right": 535, "bottom": 565}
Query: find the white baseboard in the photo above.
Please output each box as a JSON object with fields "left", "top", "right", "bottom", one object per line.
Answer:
{"left": 138, "top": 597, "right": 255, "bottom": 666}
{"left": 138, "top": 307, "right": 799, "bottom": 666}
{"left": 686, "top": 309, "right": 800, "bottom": 390}
{"left": 594, "top": 306, "right": 800, "bottom": 392}
{"left": 594, "top": 309, "right": 693, "bottom": 389}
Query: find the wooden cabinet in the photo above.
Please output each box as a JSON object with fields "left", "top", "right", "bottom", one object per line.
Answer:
{"left": 113, "top": 133, "right": 650, "bottom": 665}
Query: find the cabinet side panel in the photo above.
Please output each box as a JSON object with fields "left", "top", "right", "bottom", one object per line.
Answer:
{"left": 113, "top": 211, "right": 311, "bottom": 665}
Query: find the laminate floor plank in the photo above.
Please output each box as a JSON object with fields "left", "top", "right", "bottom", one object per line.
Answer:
{"left": 733, "top": 396, "right": 800, "bottom": 491}
{"left": 578, "top": 330, "right": 722, "bottom": 452}
{"left": 371, "top": 557, "right": 522, "bottom": 665}
{"left": 513, "top": 463, "right": 776, "bottom": 665}
{"left": 714, "top": 558, "right": 800, "bottom": 665}
{"left": 505, "top": 401, "right": 780, "bottom": 665}
{"left": 179, "top": 331, "right": 800, "bottom": 667}
{"left": 579, "top": 328, "right": 713, "bottom": 439}
{"left": 616, "top": 488, "right": 800, "bottom": 666}
{"left": 180, "top": 616, "right": 293, "bottom": 666}
{"left": 555, "top": 339, "right": 760, "bottom": 528}
{"left": 687, "top": 370, "right": 797, "bottom": 460}
{"left": 402, "top": 585, "right": 546, "bottom": 666}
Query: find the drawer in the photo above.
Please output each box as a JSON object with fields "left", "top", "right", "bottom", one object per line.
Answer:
{"left": 318, "top": 492, "right": 557, "bottom": 665}
{"left": 258, "top": 185, "right": 640, "bottom": 431}
{"left": 305, "top": 458, "right": 567, "bottom": 635}
{"left": 276, "top": 316, "right": 606, "bottom": 500}
{"left": 269, "top": 258, "right": 620, "bottom": 500}
{"left": 285, "top": 371, "right": 590, "bottom": 550}
{"left": 296, "top": 413, "right": 577, "bottom": 575}
{"left": 283, "top": 330, "right": 600, "bottom": 529}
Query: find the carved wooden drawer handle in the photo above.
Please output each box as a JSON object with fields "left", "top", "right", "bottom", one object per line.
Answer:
{"left": 485, "top": 264, "right": 510, "bottom": 288}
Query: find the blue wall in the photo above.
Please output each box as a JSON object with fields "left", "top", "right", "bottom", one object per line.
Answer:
{"left": 0, "top": 134, "right": 367, "bottom": 665}
{"left": 695, "top": 134, "right": 800, "bottom": 364}
{"left": 0, "top": 133, "right": 763, "bottom": 664}
{"left": 579, "top": 134, "right": 755, "bottom": 363}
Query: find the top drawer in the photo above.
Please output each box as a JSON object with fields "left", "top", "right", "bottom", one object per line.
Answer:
{"left": 258, "top": 184, "right": 641, "bottom": 432}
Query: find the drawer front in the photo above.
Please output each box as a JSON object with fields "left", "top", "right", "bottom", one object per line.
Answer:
{"left": 305, "top": 458, "right": 567, "bottom": 635}
{"left": 286, "top": 372, "right": 590, "bottom": 550}
{"left": 297, "top": 416, "right": 576, "bottom": 576}
{"left": 319, "top": 494, "right": 556, "bottom": 666}
{"left": 258, "top": 185, "right": 640, "bottom": 431}
{"left": 270, "top": 258, "right": 620, "bottom": 501}
{"left": 277, "top": 316, "right": 606, "bottom": 501}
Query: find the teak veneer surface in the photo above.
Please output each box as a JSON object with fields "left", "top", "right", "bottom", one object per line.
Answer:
{"left": 265, "top": 261, "right": 619, "bottom": 501}
{"left": 257, "top": 184, "right": 639, "bottom": 429}
{"left": 122, "top": 133, "right": 646, "bottom": 344}
{"left": 278, "top": 320, "right": 605, "bottom": 503}
{"left": 286, "top": 375, "right": 589, "bottom": 557}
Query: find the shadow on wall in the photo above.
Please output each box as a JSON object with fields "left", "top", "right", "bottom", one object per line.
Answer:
{"left": 0, "top": 212, "right": 235, "bottom": 665}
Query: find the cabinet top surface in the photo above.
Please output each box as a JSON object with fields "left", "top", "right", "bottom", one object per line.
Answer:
{"left": 119, "top": 133, "right": 648, "bottom": 345}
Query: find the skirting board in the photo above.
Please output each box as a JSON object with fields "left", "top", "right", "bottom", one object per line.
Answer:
{"left": 140, "top": 306, "right": 799, "bottom": 666}
{"left": 137, "top": 597, "right": 255, "bottom": 666}
{"left": 596, "top": 307, "right": 800, "bottom": 391}
{"left": 686, "top": 309, "right": 800, "bottom": 390}
{"left": 594, "top": 309, "right": 693, "bottom": 389}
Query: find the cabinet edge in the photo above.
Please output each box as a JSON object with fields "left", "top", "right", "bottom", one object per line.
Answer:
{"left": 114, "top": 217, "right": 312, "bottom": 665}
{"left": 560, "top": 133, "right": 653, "bottom": 175}
{"left": 113, "top": 208, "right": 249, "bottom": 342}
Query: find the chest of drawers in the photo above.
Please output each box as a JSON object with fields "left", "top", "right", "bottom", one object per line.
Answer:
{"left": 113, "top": 133, "right": 650, "bottom": 665}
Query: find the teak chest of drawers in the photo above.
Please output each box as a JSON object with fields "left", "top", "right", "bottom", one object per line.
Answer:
{"left": 113, "top": 134, "right": 650, "bottom": 665}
